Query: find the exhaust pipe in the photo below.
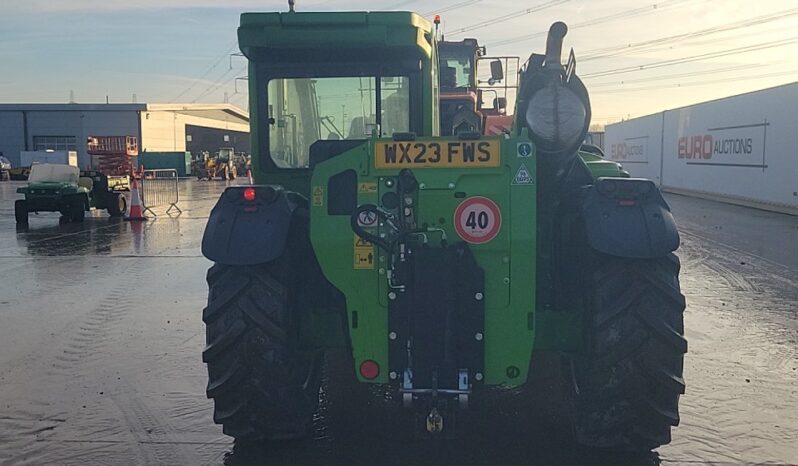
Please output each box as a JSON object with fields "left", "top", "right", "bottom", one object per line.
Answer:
{"left": 544, "top": 21, "right": 568, "bottom": 70}
{"left": 517, "top": 21, "right": 589, "bottom": 159}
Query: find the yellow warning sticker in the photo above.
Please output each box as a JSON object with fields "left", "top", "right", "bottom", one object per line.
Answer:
{"left": 312, "top": 185, "right": 323, "bottom": 207}
{"left": 358, "top": 182, "right": 378, "bottom": 194}
{"left": 353, "top": 234, "right": 375, "bottom": 269}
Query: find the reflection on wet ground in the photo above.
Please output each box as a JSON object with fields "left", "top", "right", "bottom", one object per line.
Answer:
{"left": 0, "top": 181, "right": 796, "bottom": 465}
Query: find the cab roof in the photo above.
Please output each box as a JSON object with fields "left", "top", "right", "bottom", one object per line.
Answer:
{"left": 238, "top": 11, "right": 433, "bottom": 58}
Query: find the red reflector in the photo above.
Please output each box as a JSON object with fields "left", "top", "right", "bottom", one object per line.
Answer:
{"left": 359, "top": 360, "right": 380, "bottom": 380}
{"left": 243, "top": 187, "right": 256, "bottom": 201}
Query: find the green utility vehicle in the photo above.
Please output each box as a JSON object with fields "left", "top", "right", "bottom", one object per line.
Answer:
{"left": 201, "top": 11, "right": 686, "bottom": 452}
{"left": 16, "top": 164, "right": 128, "bottom": 224}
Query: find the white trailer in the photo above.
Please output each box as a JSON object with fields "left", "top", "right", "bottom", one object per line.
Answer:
{"left": 20, "top": 150, "right": 79, "bottom": 167}
{"left": 605, "top": 82, "right": 798, "bottom": 214}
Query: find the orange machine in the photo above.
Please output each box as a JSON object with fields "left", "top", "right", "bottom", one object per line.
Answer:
{"left": 437, "top": 36, "right": 517, "bottom": 136}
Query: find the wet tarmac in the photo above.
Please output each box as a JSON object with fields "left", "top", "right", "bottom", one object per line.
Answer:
{"left": 0, "top": 180, "right": 796, "bottom": 466}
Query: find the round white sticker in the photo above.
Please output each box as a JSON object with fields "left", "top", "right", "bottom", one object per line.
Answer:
{"left": 454, "top": 196, "right": 502, "bottom": 244}
{"left": 357, "top": 210, "right": 378, "bottom": 227}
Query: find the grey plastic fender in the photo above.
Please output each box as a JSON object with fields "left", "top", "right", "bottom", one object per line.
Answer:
{"left": 581, "top": 178, "right": 679, "bottom": 259}
{"left": 201, "top": 186, "right": 299, "bottom": 266}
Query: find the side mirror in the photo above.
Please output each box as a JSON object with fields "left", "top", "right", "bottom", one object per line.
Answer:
{"left": 489, "top": 60, "right": 504, "bottom": 84}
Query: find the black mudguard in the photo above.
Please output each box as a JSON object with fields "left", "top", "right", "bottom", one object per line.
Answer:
{"left": 201, "top": 186, "right": 300, "bottom": 266}
{"left": 581, "top": 178, "right": 679, "bottom": 259}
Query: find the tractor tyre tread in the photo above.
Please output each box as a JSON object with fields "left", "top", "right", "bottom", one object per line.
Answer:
{"left": 70, "top": 196, "right": 86, "bottom": 222}
{"left": 15, "top": 200, "right": 28, "bottom": 224}
{"left": 107, "top": 193, "right": 126, "bottom": 217}
{"left": 573, "top": 253, "right": 686, "bottom": 452}
{"left": 203, "top": 263, "right": 321, "bottom": 441}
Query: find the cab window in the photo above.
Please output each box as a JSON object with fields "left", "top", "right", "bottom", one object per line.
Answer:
{"left": 267, "top": 76, "right": 411, "bottom": 169}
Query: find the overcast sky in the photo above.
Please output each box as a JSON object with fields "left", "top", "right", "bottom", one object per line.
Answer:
{"left": 1, "top": 0, "right": 796, "bottom": 126}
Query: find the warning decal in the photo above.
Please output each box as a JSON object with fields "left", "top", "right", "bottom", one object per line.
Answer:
{"left": 453, "top": 196, "right": 502, "bottom": 244}
{"left": 512, "top": 163, "right": 534, "bottom": 185}
{"left": 358, "top": 182, "right": 378, "bottom": 193}
{"left": 312, "top": 186, "right": 324, "bottom": 206}
{"left": 353, "top": 234, "right": 375, "bottom": 269}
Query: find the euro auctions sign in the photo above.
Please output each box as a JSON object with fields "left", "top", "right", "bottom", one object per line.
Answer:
{"left": 610, "top": 138, "right": 647, "bottom": 163}
{"left": 677, "top": 121, "right": 768, "bottom": 168}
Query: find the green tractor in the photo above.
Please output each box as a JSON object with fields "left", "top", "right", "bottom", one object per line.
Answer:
{"left": 201, "top": 10, "right": 686, "bottom": 451}
{"left": 16, "top": 164, "right": 128, "bottom": 224}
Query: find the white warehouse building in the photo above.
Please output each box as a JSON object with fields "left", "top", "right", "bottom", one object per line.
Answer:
{"left": 0, "top": 103, "right": 250, "bottom": 169}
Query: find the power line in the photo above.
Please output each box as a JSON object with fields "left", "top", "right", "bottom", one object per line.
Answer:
{"left": 586, "top": 64, "right": 763, "bottom": 87}
{"left": 488, "top": 0, "right": 697, "bottom": 48}
{"left": 582, "top": 36, "right": 798, "bottom": 78}
{"left": 191, "top": 68, "right": 235, "bottom": 102}
{"left": 421, "top": 0, "right": 482, "bottom": 17}
{"left": 192, "top": 65, "right": 246, "bottom": 103}
{"left": 591, "top": 69, "right": 798, "bottom": 94}
{"left": 386, "top": 0, "right": 418, "bottom": 8}
{"left": 446, "top": 0, "right": 569, "bottom": 36}
{"left": 169, "top": 40, "right": 238, "bottom": 103}
{"left": 580, "top": 7, "right": 798, "bottom": 62}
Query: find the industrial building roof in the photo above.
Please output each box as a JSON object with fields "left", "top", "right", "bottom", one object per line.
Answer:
{"left": 0, "top": 103, "right": 249, "bottom": 124}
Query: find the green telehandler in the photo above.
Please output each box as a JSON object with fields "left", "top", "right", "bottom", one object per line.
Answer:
{"left": 201, "top": 10, "right": 686, "bottom": 452}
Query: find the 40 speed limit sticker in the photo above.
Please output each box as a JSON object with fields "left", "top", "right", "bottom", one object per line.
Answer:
{"left": 454, "top": 196, "right": 502, "bottom": 244}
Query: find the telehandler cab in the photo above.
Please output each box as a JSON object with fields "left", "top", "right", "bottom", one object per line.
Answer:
{"left": 437, "top": 35, "right": 515, "bottom": 136}
{"left": 201, "top": 10, "right": 686, "bottom": 451}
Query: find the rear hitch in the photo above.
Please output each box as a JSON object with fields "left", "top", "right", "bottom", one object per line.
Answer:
{"left": 402, "top": 368, "right": 470, "bottom": 437}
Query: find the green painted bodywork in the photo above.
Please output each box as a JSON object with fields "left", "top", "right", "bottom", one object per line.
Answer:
{"left": 17, "top": 182, "right": 89, "bottom": 211}
{"left": 236, "top": 11, "right": 624, "bottom": 388}
{"left": 579, "top": 151, "right": 630, "bottom": 178}
{"left": 309, "top": 134, "right": 537, "bottom": 384}
{"left": 18, "top": 181, "right": 85, "bottom": 194}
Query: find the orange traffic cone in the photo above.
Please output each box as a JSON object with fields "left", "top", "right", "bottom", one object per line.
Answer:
{"left": 125, "top": 178, "right": 148, "bottom": 221}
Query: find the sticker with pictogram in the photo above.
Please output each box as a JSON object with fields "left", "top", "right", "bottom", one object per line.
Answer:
{"left": 453, "top": 196, "right": 502, "bottom": 244}
{"left": 357, "top": 210, "right": 378, "bottom": 227}
{"left": 353, "top": 234, "right": 375, "bottom": 269}
{"left": 517, "top": 142, "right": 533, "bottom": 158}
{"left": 312, "top": 186, "right": 324, "bottom": 207}
{"left": 358, "top": 182, "right": 378, "bottom": 193}
{"left": 512, "top": 163, "right": 534, "bottom": 185}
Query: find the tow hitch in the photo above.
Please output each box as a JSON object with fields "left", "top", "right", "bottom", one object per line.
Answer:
{"left": 402, "top": 368, "right": 471, "bottom": 436}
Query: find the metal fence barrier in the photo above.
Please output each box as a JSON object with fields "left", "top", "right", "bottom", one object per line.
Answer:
{"left": 140, "top": 169, "right": 182, "bottom": 215}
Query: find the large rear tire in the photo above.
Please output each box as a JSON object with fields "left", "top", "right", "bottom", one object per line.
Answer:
{"left": 571, "top": 253, "right": 687, "bottom": 452}
{"left": 202, "top": 263, "right": 322, "bottom": 440}
{"left": 15, "top": 200, "right": 28, "bottom": 224}
{"left": 107, "top": 193, "right": 127, "bottom": 217}
{"left": 70, "top": 197, "right": 86, "bottom": 223}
